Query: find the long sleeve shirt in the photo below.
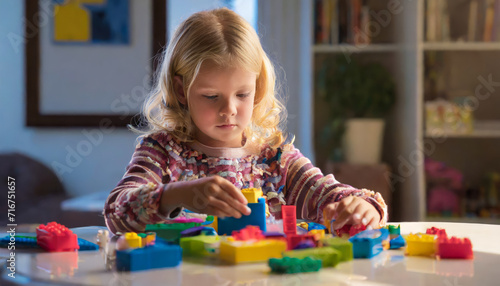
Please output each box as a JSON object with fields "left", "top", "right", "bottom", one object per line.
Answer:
{"left": 103, "top": 131, "right": 387, "bottom": 234}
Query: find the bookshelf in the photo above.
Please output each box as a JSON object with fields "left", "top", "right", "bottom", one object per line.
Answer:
{"left": 311, "top": 0, "right": 500, "bottom": 223}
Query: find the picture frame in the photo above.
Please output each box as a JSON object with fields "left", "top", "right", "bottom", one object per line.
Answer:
{"left": 25, "top": 0, "right": 167, "bottom": 127}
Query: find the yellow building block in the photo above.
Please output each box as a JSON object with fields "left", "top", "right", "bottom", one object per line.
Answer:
{"left": 241, "top": 188, "right": 263, "bottom": 203}
{"left": 404, "top": 233, "right": 436, "bottom": 257}
{"left": 124, "top": 232, "right": 142, "bottom": 249}
{"left": 308, "top": 229, "right": 325, "bottom": 240}
{"left": 219, "top": 239, "right": 286, "bottom": 264}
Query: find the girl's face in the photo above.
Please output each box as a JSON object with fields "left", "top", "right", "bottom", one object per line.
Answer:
{"left": 186, "top": 61, "right": 256, "bottom": 148}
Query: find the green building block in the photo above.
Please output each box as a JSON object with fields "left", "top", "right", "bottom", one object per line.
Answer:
{"left": 269, "top": 257, "right": 322, "bottom": 274}
{"left": 283, "top": 247, "right": 340, "bottom": 267}
{"left": 145, "top": 222, "right": 200, "bottom": 244}
{"left": 321, "top": 237, "right": 353, "bottom": 262}
{"left": 179, "top": 235, "right": 220, "bottom": 256}
{"left": 388, "top": 224, "right": 401, "bottom": 236}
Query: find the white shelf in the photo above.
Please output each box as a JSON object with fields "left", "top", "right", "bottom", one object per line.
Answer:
{"left": 423, "top": 42, "right": 500, "bottom": 51}
{"left": 313, "top": 43, "right": 399, "bottom": 53}
{"left": 425, "top": 120, "right": 500, "bottom": 138}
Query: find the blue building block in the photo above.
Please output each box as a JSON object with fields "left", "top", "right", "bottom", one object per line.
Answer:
{"left": 217, "top": 197, "right": 267, "bottom": 235}
{"left": 349, "top": 228, "right": 389, "bottom": 258}
{"left": 0, "top": 235, "right": 98, "bottom": 251}
{"left": 115, "top": 239, "right": 182, "bottom": 271}
{"left": 389, "top": 235, "right": 406, "bottom": 249}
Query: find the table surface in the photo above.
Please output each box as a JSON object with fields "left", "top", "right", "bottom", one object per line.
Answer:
{"left": 1, "top": 222, "right": 499, "bottom": 286}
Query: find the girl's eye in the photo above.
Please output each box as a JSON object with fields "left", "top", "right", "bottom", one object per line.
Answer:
{"left": 237, "top": 93, "right": 250, "bottom": 98}
{"left": 203, "top": 95, "right": 218, "bottom": 100}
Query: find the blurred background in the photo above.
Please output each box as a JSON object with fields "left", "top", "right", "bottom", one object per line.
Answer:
{"left": 1, "top": 0, "right": 499, "bottom": 227}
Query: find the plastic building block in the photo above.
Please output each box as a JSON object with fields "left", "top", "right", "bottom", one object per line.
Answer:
{"left": 172, "top": 217, "right": 204, "bottom": 224}
{"left": 297, "top": 222, "right": 309, "bottom": 230}
{"left": 124, "top": 233, "right": 142, "bottom": 249}
{"left": 308, "top": 229, "right": 326, "bottom": 241}
{"left": 286, "top": 234, "right": 316, "bottom": 250}
{"left": 179, "top": 235, "right": 220, "bottom": 256}
{"left": 263, "top": 231, "right": 286, "bottom": 239}
{"left": 0, "top": 235, "right": 98, "bottom": 251}
{"left": 404, "top": 233, "right": 436, "bottom": 257}
{"left": 145, "top": 222, "right": 201, "bottom": 243}
{"left": 219, "top": 239, "right": 287, "bottom": 264}
{"left": 180, "top": 226, "right": 216, "bottom": 238}
{"left": 349, "top": 228, "right": 389, "bottom": 258}
{"left": 307, "top": 222, "right": 327, "bottom": 231}
{"left": 321, "top": 237, "right": 353, "bottom": 262}
{"left": 137, "top": 232, "right": 156, "bottom": 247}
{"left": 282, "top": 205, "right": 297, "bottom": 236}
{"left": 426, "top": 227, "right": 447, "bottom": 238}
{"left": 241, "top": 187, "right": 264, "bottom": 203}
{"left": 389, "top": 235, "right": 406, "bottom": 249}
{"left": 36, "top": 222, "right": 79, "bottom": 252}
{"left": 436, "top": 236, "right": 473, "bottom": 259}
{"left": 232, "top": 225, "right": 264, "bottom": 241}
{"left": 292, "top": 240, "right": 316, "bottom": 250}
{"left": 218, "top": 197, "right": 267, "bottom": 235}
{"left": 116, "top": 239, "right": 182, "bottom": 271}
{"left": 283, "top": 247, "right": 341, "bottom": 267}
{"left": 269, "top": 256, "right": 322, "bottom": 274}
{"left": 388, "top": 224, "right": 401, "bottom": 239}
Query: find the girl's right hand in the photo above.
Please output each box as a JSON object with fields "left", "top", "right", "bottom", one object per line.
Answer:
{"left": 161, "top": 175, "right": 251, "bottom": 218}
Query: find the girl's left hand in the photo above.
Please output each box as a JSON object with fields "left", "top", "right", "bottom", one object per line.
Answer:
{"left": 323, "top": 196, "right": 381, "bottom": 231}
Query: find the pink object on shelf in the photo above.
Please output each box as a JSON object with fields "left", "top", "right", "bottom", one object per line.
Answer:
{"left": 281, "top": 205, "right": 297, "bottom": 236}
{"left": 437, "top": 236, "right": 473, "bottom": 259}
{"left": 36, "top": 222, "right": 79, "bottom": 252}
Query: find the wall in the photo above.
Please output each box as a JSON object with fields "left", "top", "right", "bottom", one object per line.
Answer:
{"left": 0, "top": 0, "right": 263, "bottom": 198}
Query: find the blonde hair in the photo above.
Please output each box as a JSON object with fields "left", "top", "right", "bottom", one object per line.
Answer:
{"left": 139, "top": 8, "right": 287, "bottom": 147}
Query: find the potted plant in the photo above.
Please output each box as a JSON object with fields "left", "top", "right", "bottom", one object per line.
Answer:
{"left": 318, "top": 55, "right": 396, "bottom": 164}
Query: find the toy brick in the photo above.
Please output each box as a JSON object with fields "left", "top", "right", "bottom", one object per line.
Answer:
{"left": 116, "top": 240, "right": 182, "bottom": 271}
{"left": 124, "top": 233, "right": 142, "bottom": 249}
{"left": 436, "top": 236, "right": 473, "bottom": 259}
{"left": 286, "top": 234, "right": 316, "bottom": 250}
{"left": 232, "top": 225, "right": 264, "bottom": 241}
{"left": 269, "top": 256, "right": 322, "bottom": 274}
{"left": 308, "top": 229, "right": 326, "bottom": 241}
{"left": 145, "top": 222, "right": 200, "bottom": 243}
{"left": 321, "top": 237, "right": 353, "bottom": 262}
{"left": 241, "top": 187, "right": 263, "bottom": 203}
{"left": 404, "top": 233, "right": 436, "bottom": 257}
{"left": 172, "top": 217, "right": 204, "bottom": 224}
{"left": 219, "top": 239, "right": 287, "bottom": 264}
{"left": 281, "top": 205, "right": 297, "bottom": 236}
{"left": 179, "top": 235, "right": 220, "bottom": 256}
{"left": 292, "top": 240, "right": 316, "bottom": 249}
{"left": 349, "top": 228, "right": 389, "bottom": 258}
{"left": 218, "top": 198, "right": 266, "bottom": 235}
{"left": 36, "top": 222, "right": 79, "bottom": 252}
{"left": 389, "top": 235, "right": 406, "bottom": 249}
{"left": 0, "top": 235, "right": 98, "bottom": 251}
{"left": 283, "top": 247, "right": 340, "bottom": 267}
{"left": 180, "top": 226, "right": 217, "bottom": 238}
{"left": 426, "top": 227, "right": 447, "bottom": 238}
{"left": 388, "top": 224, "right": 401, "bottom": 239}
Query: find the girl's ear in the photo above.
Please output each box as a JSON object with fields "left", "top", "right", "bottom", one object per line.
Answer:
{"left": 173, "top": 76, "right": 187, "bottom": 106}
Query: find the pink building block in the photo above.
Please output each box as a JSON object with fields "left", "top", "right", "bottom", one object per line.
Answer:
{"left": 426, "top": 227, "right": 447, "bottom": 238}
{"left": 232, "top": 225, "right": 264, "bottom": 241}
{"left": 282, "top": 205, "right": 297, "bottom": 236}
{"left": 36, "top": 222, "right": 79, "bottom": 252}
{"left": 437, "top": 236, "right": 473, "bottom": 259}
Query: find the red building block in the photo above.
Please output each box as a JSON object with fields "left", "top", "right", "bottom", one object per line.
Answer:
{"left": 232, "top": 225, "right": 264, "bottom": 241}
{"left": 335, "top": 224, "right": 366, "bottom": 237}
{"left": 282, "top": 205, "right": 297, "bottom": 236}
{"left": 286, "top": 234, "right": 316, "bottom": 250}
{"left": 437, "top": 236, "right": 473, "bottom": 259}
{"left": 426, "top": 227, "right": 447, "bottom": 238}
{"left": 36, "top": 222, "right": 79, "bottom": 252}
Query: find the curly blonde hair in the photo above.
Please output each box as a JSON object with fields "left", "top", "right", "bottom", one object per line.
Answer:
{"left": 139, "top": 8, "right": 287, "bottom": 147}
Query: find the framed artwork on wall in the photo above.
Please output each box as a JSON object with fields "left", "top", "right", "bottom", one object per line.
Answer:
{"left": 25, "top": 0, "right": 167, "bottom": 127}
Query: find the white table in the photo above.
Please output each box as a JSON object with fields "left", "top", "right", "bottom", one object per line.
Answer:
{"left": 1, "top": 222, "right": 499, "bottom": 285}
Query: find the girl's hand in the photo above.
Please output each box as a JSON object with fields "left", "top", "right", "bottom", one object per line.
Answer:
{"left": 160, "top": 175, "right": 251, "bottom": 218}
{"left": 323, "top": 196, "right": 381, "bottom": 231}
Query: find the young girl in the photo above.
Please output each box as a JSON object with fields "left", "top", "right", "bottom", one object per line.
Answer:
{"left": 104, "top": 8, "right": 387, "bottom": 234}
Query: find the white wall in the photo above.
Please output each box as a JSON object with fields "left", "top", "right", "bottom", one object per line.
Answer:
{"left": 0, "top": 0, "right": 260, "bottom": 198}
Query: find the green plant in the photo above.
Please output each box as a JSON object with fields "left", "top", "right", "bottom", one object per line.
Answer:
{"left": 317, "top": 56, "right": 396, "bottom": 161}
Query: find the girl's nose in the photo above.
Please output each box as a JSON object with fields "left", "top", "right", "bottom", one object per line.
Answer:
{"left": 219, "top": 98, "right": 237, "bottom": 117}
